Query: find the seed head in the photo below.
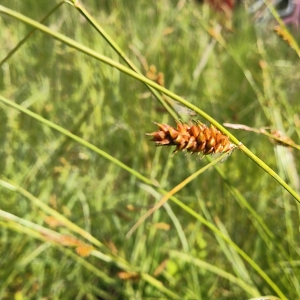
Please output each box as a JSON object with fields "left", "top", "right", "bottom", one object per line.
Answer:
{"left": 146, "top": 121, "right": 235, "bottom": 155}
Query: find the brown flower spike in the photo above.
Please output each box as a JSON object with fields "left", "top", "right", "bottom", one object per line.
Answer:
{"left": 147, "top": 121, "right": 235, "bottom": 155}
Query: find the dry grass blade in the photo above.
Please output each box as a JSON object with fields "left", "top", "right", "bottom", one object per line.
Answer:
{"left": 126, "top": 151, "right": 230, "bottom": 238}
{"left": 224, "top": 123, "right": 300, "bottom": 150}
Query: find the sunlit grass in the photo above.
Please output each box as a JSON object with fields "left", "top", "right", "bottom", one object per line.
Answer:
{"left": 0, "top": 0, "right": 300, "bottom": 299}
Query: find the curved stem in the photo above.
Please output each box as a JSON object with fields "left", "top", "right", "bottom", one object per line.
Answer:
{"left": 0, "top": 2, "right": 65, "bottom": 66}
{"left": 0, "top": 6, "right": 298, "bottom": 202}
{"left": 67, "top": 0, "right": 178, "bottom": 119}
{"left": 0, "top": 93, "right": 287, "bottom": 298}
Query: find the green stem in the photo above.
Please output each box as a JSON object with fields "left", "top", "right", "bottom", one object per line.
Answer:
{"left": 0, "top": 5, "right": 299, "bottom": 201}
{"left": 0, "top": 2, "right": 64, "bottom": 66}
{"left": 67, "top": 0, "right": 178, "bottom": 119}
{"left": 0, "top": 94, "right": 153, "bottom": 186}
{"left": 0, "top": 179, "right": 103, "bottom": 248}
{"left": 263, "top": 0, "right": 300, "bottom": 57}
{"left": 0, "top": 6, "right": 298, "bottom": 202}
{"left": 240, "top": 143, "right": 299, "bottom": 203}
{"left": 0, "top": 5, "right": 222, "bottom": 133}
{"left": 0, "top": 93, "right": 287, "bottom": 298}
{"left": 0, "top": 210, "right": 177, "bottom": 298}
{"left": 126, "top": 152, "right": 229, "bottom": 238}
{"left": 168, "top": 195, "right": 287, "bottom": 300}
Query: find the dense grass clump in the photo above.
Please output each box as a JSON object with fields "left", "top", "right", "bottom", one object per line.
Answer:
{"left": 0, "top": 0, "right": 300, "bottom": 299}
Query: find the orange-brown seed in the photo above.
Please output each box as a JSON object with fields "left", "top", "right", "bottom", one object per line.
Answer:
{"left": 214, "top": 143, "right": 224, "bottom": 153}
{"left": 185, "top": 136, "right": 197, "bottom": 150}
{"left": 204, "top": 128, "right": 211, "bottom": 140}
{"left": 190, "top": 125, "right": 200, "bottom": 138}
{"left": 147, "top": 121, "right": 234, "bottom": 157}
{"left": 155, "top": 139, "right": 171, "bottom": 145}
{"left": 168, "top": 127, "right": 179, "bottom": 139}
{"left": 197, "top": 131, "right": 206, "bottom": 144}
{"left": 206, "top": 137, "right": 216, "bottom": 149}
{"left": 147, "top": 131, "right": 166, "bottom": 141}
{"left": 155, "top": 123, "right": 170, "bottom": 133}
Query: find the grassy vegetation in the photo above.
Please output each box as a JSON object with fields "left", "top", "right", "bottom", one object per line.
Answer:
{"left": 0, "top": 0, "right": 300, "bottom": 299}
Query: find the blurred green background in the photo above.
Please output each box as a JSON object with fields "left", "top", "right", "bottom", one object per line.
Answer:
{"left": 0, "top": 0, "right": 300, "bottom": 299}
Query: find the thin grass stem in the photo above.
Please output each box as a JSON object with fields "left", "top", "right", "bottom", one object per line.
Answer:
{"left": 168, "top": 195, "right": 287, "bottom": 299}
{"left": 1, "top": 6, "right": 298, "bottom": 203}
{"left": 0, "top": 1, "right": 64, "bottom": 66}
{"left": 126, "top": 152, "right": 229, "bottom": 238}
{"left": 67, "top": 0, "right": 178, "bottom": 119}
